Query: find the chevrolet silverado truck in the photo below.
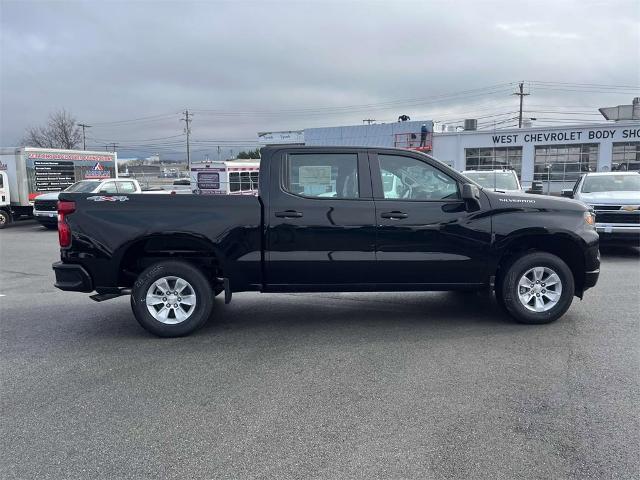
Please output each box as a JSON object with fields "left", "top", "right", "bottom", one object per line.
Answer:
{"left": 563, "top": 171, "right": 640, "bottom": 244}
{"left": 52, "top": 146, "right": 600, "bottom": 337}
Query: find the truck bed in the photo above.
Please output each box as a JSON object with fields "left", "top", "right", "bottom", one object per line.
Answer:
{"left": 59, "top": 192, "right": 263, "bottom": 291}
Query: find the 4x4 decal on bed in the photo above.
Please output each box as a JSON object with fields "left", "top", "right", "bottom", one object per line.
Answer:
{"left": 86, "top": 196, "right": 129, "bottom": 202}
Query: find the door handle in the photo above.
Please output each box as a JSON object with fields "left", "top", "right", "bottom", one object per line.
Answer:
{"left": 380, "top": 211, "right": 408, "bottom": 219}
{"left": 275, "top": 210, "right": 303, "bottom": 218}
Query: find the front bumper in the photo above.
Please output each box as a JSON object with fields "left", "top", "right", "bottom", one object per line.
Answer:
{"left": 580, "top": 242, "right": 600, "bottom": 295}
{"left": 583, "top": 269, "right": 600, "bottom": 290}
{"left": 596, "top": 224, "right": 640, "bottom": 243}
{"left": 33, "top": 210, "right": 58, "bottom": 225}
{"left": 52, "top": 262, "right": 93, "bottom": 292}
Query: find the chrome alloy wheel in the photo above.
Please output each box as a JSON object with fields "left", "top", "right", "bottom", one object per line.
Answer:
{"left": 146, "top": 276, "right": 197, "bottom": 324}
{"left": 517, "top": 267, "right": 562, "bottom": 312}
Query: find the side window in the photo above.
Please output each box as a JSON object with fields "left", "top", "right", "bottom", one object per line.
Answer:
{"left": 117, "top": 181, "right": 137, "bottom": 193}
{"left": 99, "top": 182, "right": 118, "bottom": 194}
{"left": 240, "top": 171, "right": 251, "bottom": 191}
{"left": 250, "top": 171, "right": 259, "bottom": 190}
{"left": 229, "top": 172, "right": 241, "bottom": 192}
{"left": 378, "top": 154, "right": 459, "bottom": 201}
{"left": 0, "top": 174, "right": 4, "bottom": 188}
{"left": 284, "top": 153, "right": 359, "bottom": 199}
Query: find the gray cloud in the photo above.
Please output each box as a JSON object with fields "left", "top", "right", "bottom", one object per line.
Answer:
{"left": 1, "top": 0, "right": 638, "bottom": 159}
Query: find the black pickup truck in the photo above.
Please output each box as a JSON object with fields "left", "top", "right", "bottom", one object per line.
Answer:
{"left": 53, "top": 146, "right": 600, "bottom": 337}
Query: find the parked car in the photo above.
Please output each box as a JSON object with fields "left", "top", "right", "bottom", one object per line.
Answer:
{"left": 461, "top": 169, "right": 522, "bottom": 192}
{"left": 52, "top": 146, "right": 599, "bottom": 337}
{"left": 563, "top": 172, "right": 640, "bottom": 243}
{"left": 33, "top": 179, "right": 141, "bottom": 229}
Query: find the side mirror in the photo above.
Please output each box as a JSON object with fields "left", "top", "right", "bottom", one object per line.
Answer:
{"left": 461, "top": 183, "right": 481, "bottom": 211}
{"left": 561, "top": 189, "right": 574, "bottom": 198}
{"left": 98, "top": 190, "right": 109, "bottom": 195}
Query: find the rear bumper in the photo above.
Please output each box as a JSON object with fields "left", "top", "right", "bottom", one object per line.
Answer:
{"left": 52, "top": 262, "right": 93, "bottom": 292}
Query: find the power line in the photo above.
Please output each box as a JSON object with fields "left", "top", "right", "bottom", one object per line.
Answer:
{"left": 91, "top": 112, "right": 181, "bottom": 127}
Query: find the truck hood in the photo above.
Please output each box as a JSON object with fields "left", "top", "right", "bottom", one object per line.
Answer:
{"left": 577, "top": 191, "right": 640, "bottom": 205}
{"left": 484, "top": 189, "right": 587, "bottom": 211}
{"left": 34, "top": 192, "right": 61, "bottom": 201}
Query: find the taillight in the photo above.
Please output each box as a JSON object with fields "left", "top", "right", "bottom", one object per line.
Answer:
{"left": 57, "top": 200, "right": 76, "bottom": 248}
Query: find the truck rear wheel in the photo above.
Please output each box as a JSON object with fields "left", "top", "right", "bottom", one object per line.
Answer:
{"left": 130, "top": 261, "right": 213, "bottom": 337}
{"left": 0, "top": 210, "right": 11, "bottom": 229}
{"left": 499, "top": 252, "right": 575, "bottom": 324}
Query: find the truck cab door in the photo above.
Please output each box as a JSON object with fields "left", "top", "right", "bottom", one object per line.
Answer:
{"left": 370, "top": 151, "right": 491, "bottom": 286}
{"left": 265, "top": 148, "right": 376, "bottom": 289}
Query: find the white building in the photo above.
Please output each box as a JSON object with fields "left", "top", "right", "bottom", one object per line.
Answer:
{"left": 431, "top": 121, "right": 640, "bottom": 192}
{"left": 305, "top": 120, "right": 433, "bottom": 150}
{"left": 258, "top": 121, "right": 434, "bottom": 150}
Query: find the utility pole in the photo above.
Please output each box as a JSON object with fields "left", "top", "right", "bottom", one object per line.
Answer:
{"left": 104, "top": 142, "right": 118, "bottom": 153}
{"left": 217, "top": 145, "right": 221, "bottom": 161}
{"left": 181, "top": 109, "right": 192, "bottom": 169}
{"left": 513, "top": 82, "right": 530, "bottom": 128}
{"left": 78, "top": 123, "right": 91, "bottom": 150}
{"left": 362, "top": 119, "right": 376, "bottom": 125}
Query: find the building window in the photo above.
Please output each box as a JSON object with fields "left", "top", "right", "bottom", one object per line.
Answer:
{"left": 534, "top": 144, "right": 598, "bottom": 182}
{"left": 612, "top": 142, "right": 640, "bottom": 171}
{"left": 464, "top": 147, "right": 523, "bottom": 177}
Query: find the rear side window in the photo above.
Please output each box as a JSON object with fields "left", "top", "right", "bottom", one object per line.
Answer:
{"left": 100, "top": 182, "right": 118, "bottom": 194}
{"left": 284, "top": 153, "right": 359, "bottom": 199}
{"left": 118, "top": 181, "right": 137, "bottom": 193}
{"left": 0, "top": 174, "right": 3, "bottom": 188}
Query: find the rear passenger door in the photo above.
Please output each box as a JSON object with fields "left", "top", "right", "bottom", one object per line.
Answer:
{"left": 265, "top": 149, "right": 376, "bottom": 288}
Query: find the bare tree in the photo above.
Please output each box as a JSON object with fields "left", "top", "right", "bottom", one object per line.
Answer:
{"left": 23, "top": 109, "right": 83, "bottom": 149}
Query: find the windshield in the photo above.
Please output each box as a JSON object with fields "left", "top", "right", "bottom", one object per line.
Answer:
{"left": 463, "top": 171, "right": 519, "bottom": 191}
{"left": 64, "top": 181, "right": 99, "bottom": 193}
{"left": 581, "top": 175, "right": 640, "bottom": 193}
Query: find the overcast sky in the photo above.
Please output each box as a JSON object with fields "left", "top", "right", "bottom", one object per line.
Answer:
{"left": 1, "top": 0, "right": 638, "bottom": 160}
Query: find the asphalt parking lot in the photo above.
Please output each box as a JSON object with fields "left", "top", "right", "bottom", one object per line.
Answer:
{"left": 1, "top": 221, "right": 639, "bottom": 480}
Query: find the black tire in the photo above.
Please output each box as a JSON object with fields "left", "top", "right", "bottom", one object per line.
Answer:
{"left": 0, "top": 210, "right": 11, "bottom": 229}
{"left": 499, "top": 252, "right": 575, "bottom": 324}
{"left": 130, "top": 260, "right": 214, "bottom": 337}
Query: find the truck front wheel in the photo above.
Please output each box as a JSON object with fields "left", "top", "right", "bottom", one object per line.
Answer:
{"left": 0, "top": 210, "right": 11, "bottom": 229}
{"left": 499, "top": 252, "right": 575, "bottom": 324}
{"left": 130, "top": 261, "right": 213, "bottom": 337}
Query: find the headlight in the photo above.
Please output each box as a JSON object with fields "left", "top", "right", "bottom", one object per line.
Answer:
{"left": 584, "top": 211, "right": 596, "bottom": 226}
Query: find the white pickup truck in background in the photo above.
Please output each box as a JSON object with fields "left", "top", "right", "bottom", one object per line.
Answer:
{"left": 32, "top": 179, "right": 142, "bottom": 229}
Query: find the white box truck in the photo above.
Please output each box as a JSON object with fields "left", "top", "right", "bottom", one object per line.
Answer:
{"left": 0, "top": 147, "right": 117, "bottom": 228}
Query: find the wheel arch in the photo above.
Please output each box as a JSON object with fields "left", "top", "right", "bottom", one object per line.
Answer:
{"left": 116, "top": 233, "right": 224, "bottom": 289}
{"left": 494, "top": 232, "right": 587, "bottom": 297}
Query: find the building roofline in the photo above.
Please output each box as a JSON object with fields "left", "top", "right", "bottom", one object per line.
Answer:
{"left": 433, "top": 120, "right": 640, "bottom": 136}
